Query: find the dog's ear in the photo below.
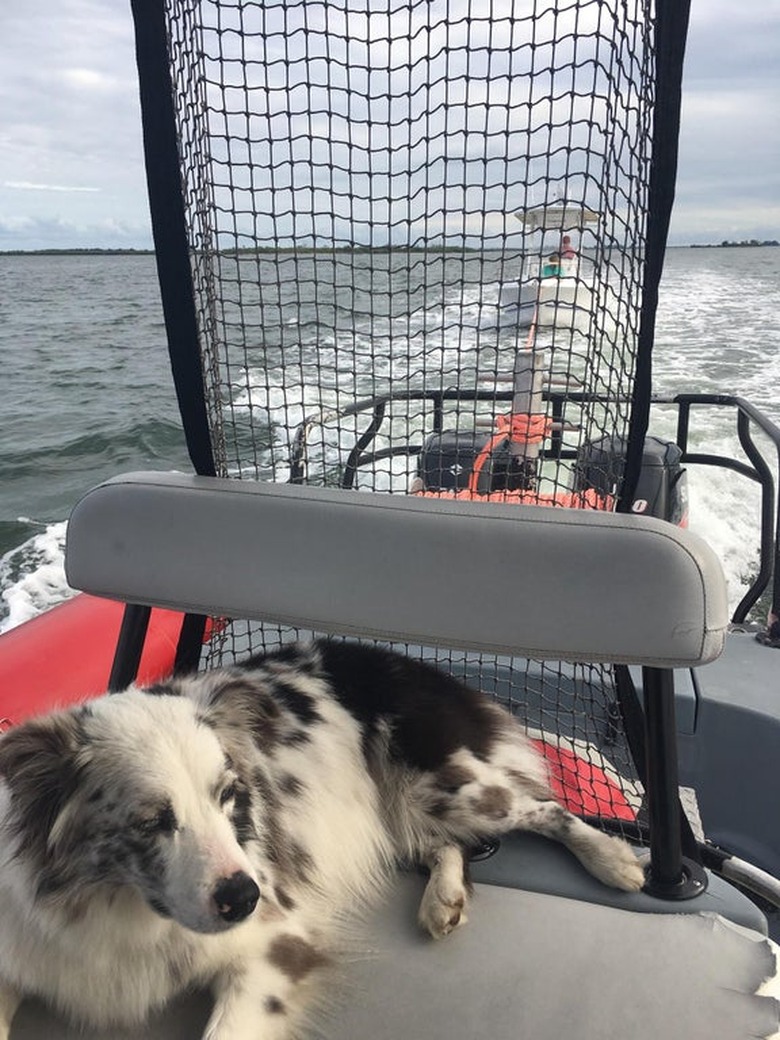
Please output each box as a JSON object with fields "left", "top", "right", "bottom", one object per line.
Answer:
{"left": 0, "top": 709, "right": 89, "bottom": 864}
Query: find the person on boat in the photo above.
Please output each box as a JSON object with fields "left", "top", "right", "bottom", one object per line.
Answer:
{"left": 541, "top": 253, "right": 561, "bottom": 277}
{"left": 560, "top": 235, "right": 577, "bottom": 259}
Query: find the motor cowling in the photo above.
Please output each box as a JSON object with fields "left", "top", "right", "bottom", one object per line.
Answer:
{"left": 417, "top": 430, "right": 535, "bottom": 493}
{"left": 572, "top": 435, "right": 688, "bottom": 525}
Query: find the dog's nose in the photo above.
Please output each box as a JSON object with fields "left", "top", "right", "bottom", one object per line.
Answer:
{"left": 213, "top": 871, "right": 260, "bottom": 922}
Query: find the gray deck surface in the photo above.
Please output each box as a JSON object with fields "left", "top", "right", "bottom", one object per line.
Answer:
{"left": 11, "top": 871, "right": 779, "bottom": 1040}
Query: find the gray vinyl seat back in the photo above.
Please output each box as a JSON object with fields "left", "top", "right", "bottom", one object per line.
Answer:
{"left": 65, "top": 471, "right": 729, "bottom": 668}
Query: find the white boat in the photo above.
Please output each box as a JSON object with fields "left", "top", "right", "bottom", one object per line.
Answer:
{"left": 481, "top": 204, "right": 599, "bottom": 330}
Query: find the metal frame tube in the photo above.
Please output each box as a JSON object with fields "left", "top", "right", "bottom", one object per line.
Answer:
{"left": 108, "top": 604, "right": 152, "bottom": 693}
{"left": 642, "top": 667, "right": 684, "bottom": 888}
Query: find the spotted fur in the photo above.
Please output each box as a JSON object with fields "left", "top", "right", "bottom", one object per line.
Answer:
{"left": 0, "top": 640, "right": 645, "bottom": 1039}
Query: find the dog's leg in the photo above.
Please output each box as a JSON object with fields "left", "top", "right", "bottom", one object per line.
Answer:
{"left": 203, "top": 934, "right": 329, "bottom": 1040}
{"left": 417, "top": 843, "right": 471, "bottom": 939}
{"left": 0, "top": 983, "right": 21, "bottom": 1040}
{"left": 516, "top": 796, "right": 646, "bottom": 891}
{"left": 204, "top": 970, "right": 300, "bottom": 1040}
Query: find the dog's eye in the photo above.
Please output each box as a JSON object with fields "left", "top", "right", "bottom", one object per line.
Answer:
{"left": 136, "top": 803, "right": 178, "bottom": 836}
{"left": 219, "top": 782, "right": 237, "bottom": 806}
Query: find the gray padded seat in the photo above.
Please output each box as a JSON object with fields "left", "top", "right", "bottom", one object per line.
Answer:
{"left": 11, "top": 872, "right": 779, "bottom": 1040}
{"left": 65, "top": 471, "right": 729, "bottom": 667}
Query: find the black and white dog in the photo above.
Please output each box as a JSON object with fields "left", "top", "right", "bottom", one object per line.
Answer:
{"left": 0, "top": 640, "right": 645, "bottom": 1039}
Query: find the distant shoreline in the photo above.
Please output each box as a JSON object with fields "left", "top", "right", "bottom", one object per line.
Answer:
{"left": 0, "top": 245, "right": 481, "bottom": 256}
{"left": 0, "top": 248, "right": 155, "bottom": 256}
{"left": 1, "top": 240, "right": 778, "bottom": 257}
{"left": 687, "top": 239, "right": 779, "bottom": 249}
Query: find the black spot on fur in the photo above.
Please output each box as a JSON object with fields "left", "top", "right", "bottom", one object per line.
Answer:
{"left": 231, "top": 784, "right": 255, "bottom": 847}
{"left": 268, "top": 935, "right": 328, "bottom": 982}
{"left": 471, "top": 785, "right": 512, "bottom": 819}
{"left": 147, "top": 896, "right": 172, "bottom": 919}
{"left": 278, "top": 773, "right": 305, "bottom": 798}
{"left": 154, "top": 802, "right": 178, "bottom": 835}
{"left": 288, "top": 842, "right": 315, "bottom": 884}
{"left": 436, "top": 764, "right": 476, "bottom": 793}
{"left": 429, "top": 799, "right": 452, "bottom": 818}
{"left": 143, "top": 682, "right": 181, "bottom": 697}
{"left": 252, "top": 766, "right": 275, "bottom": 802}
{"left": 315, "top": 640, "right": 503, "bottom": 772}
{"left": 280, "top": 728, "right": 311, "bottom": 748}
{"left": 271, "top": 681, "right": 323, "bottom": 726}
{"left": 241, "top": 643, "right": 321, "bottom": 676}
{"left": 265, "top": 996, "right": 286, "bottom": 1015}
{"left": 249, "top": 767, "right": 312, "bottom": 887}
{"left": 275, "top": 885, "right": 296, "bottom": 911}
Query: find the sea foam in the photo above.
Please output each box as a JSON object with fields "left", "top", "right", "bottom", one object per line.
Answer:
{"left": 0, "top": 522, "right": 76, "bottom": 634}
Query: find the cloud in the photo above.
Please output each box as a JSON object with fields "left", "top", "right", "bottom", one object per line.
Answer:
{"left": 667, "top": 0, "right": 780, "bottom": 242}
{"left": 0, "top": 0, "right": 777, "bottom": 249}
{"left": 0, "top": 213, "right": 152, "bottom": 251}
{"left": 0, "top": 0, "right": 150, "bottom": 250}
{"left": 4, "top": 181, "right": 100, "bottom": 193}
{"left": 58, "top": 67, "right": 119, "bottom": 91}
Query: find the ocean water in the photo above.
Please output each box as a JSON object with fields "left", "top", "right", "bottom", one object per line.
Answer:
{"left": 0, "top": 254, "right": 190, "bottom": 629}
{"left": 1, "top": 247, "right": 778, "bottom": 632}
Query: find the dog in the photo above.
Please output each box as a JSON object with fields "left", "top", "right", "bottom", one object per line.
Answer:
{"left": 0, "top": 640, "right": 645, "bottom": 1039}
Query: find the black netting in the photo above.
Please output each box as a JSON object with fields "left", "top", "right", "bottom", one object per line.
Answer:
{"left": 166, "top": 0, "right": 656, "bottom": 498}
{"left": 144, "top": 0, "right": 674, "bottom": 836}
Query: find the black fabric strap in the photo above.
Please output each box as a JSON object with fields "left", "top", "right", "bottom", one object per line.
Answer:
{"left": 130, "top": 0, "right": 216, "bottom": 480}
{"left": 618, "top": 0, "right": 692, "bottom": 511}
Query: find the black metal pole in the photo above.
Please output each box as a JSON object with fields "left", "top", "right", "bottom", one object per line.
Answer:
{"left": 642, "top": 666, "right": 706, "bottom": 899}
{"left": 108, "top": 604, "right": 152, "bottom": 692}
{"left": 642, "top": 667, "right": 683, "bottom": 887}
{"left": 173, "top": 612, "right": 209, "bottom": 676}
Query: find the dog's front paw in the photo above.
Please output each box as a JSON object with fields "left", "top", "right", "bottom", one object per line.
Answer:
{"left": 418, "top": 871, "right": 469, "bottom": 939}
{"left": 591, "top": 836, "right": 646, "bottom": 892}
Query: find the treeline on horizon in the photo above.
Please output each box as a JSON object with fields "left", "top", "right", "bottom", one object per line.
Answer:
{"left": 689, "top": 239, "right": 779, "bottom": 249}
{"left": 0, "top": 244, "right": 481, "bottom": 256}
{"left": 2, "top": 239, "right": 778, "bottom": 256}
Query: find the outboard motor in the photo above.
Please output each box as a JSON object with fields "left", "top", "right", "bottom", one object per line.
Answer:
{"left": 572, "top": 435, "right": 688, "bottom": 525}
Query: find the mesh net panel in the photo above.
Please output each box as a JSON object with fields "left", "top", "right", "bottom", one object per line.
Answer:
{"left": 160, "top": 0, "right": 661, "bottom": 834}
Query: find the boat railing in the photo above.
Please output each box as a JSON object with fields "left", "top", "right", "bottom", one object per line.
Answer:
{"left": 654, "top": 393, "right": 780, "bottom": 625}
{"left": 289, "top": 390, "right": 780, "bottom": 625}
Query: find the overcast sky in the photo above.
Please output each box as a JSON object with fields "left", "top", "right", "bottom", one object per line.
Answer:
{"left": 0, "top": 0, "right": 777, "bottom": 251}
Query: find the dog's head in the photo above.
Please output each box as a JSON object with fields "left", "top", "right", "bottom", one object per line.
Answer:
{"left": 0, "top": 687, "right": 270, "bottom": 934}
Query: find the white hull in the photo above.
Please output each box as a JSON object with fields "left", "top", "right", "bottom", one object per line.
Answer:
{"left": 482, "top": 274, "right": 594, "bottom": 330}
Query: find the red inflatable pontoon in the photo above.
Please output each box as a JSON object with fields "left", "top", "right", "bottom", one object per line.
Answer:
{"left": 0, "top": 594, "right": 188, "bottom": 729}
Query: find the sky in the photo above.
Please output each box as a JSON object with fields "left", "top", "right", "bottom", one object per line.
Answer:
{"left": 0, "top": 0, "right": 778, "bottom": 251}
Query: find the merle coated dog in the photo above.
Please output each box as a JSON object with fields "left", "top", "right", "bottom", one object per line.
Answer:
{"left": 0, "top": 640, "right": 645, "bottom": 1039}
